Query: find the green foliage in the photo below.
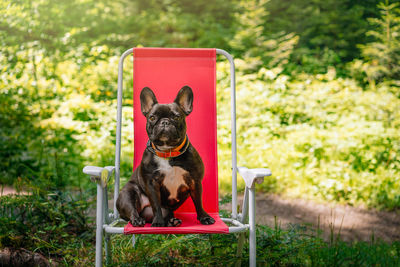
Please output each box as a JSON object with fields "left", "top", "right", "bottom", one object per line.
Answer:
{"left": 0, "top": 89, "right": 39, "bottom": 185}
{"left": 0, "top": 0, "right": 237, "bottom": 189}
{"left": 128, "top": 0, "right": 238, "bottom": 49}
{"left": 1, "top": 190, "right": 399, "bottom": 265}
{"left": 73, "top": 221, "right": 400, "bottom": 266}
{"left": 1, "top": 0, "right": 400, "bottom": 212}
{"left": 0, "top": 0, "right": 237, "bottom": 56}
{"left": 356, "top": 1, "right": 400, "bottom": 86}
{"left": 264, "top": 0, "right": 400, "bottom": 66}
{"left": 0, "top": 190, "right": 94, "bottom": 263}
{"left": 2, "top": 0, "right": 400, "bottom": 264}
{"left": 2, "top": 0, "right": 400, "bottom": 209}
{"left": 0, "top": 45, "right": 133, "bottom": 189}
{"left": 230, "top": 0, "right": 299, "bottom": 74}
{"left": 219, "top": 63, "right": 400, "bottom": 209}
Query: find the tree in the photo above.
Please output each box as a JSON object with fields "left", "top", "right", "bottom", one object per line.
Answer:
{"left": 230, "top": 0, "right": 298, "bottom": 73}
{"left": 358, "top": 0, "right": 400, "bottom": 86}
{"left": 261, "top": 0, "right": 400, "bottom": 73}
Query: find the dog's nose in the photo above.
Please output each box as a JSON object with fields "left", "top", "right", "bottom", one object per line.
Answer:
{"left": 160, "top": 119, "right": 170, "bottom": 127}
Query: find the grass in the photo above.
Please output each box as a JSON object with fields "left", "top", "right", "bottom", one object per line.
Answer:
{"left": 0, "top": 189, "right": 94, "bottom": 264}
{"left": 81, "top": 222, "right": 400, "bottom": 267}
{"left": 2, "top": 191, "right": 399, "bottom": 266}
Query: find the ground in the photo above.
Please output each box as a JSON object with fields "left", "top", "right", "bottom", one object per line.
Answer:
{"left": 221, "top": 193, "right": 400, "bottom": 242}
{"left": 2, "top": 186, "right": 399, "bottom": 243}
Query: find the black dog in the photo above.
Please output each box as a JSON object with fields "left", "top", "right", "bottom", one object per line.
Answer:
{"left": 117, "top": 86, "right": 215, "bottom": 227}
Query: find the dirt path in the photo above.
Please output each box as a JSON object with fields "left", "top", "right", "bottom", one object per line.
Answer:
{"left": 0, "top": 186, "right": 29, "bottom": 196}
{"left": 3, "top": 186, "right": 399, "bottom": 242}
{"left": 222, "top": 193, "right": 400, "bottom": 242}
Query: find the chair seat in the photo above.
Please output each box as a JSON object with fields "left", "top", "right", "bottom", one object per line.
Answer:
{"left": 124, "top": 213, "right": 229, "bottom": 234}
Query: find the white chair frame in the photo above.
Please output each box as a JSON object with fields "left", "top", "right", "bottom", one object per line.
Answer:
{"left": 83, "top": 48, "right": 271, "bottom": 267}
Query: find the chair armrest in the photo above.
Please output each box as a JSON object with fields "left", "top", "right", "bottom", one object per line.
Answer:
{"left": 83, "top": 166, "right": 115, "bottom": 187}
{"left": 238, "top": 166, "right": 272, "bottom": 188}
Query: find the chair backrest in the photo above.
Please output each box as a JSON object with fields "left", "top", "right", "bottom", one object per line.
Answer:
{"left": 132, "top": 48, "right": 219, "bottom": 213}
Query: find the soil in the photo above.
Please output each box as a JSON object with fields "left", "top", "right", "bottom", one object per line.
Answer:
{"left": 0, "top": 248, "right": 55, "bottom": 267}
{"left": 0, "top": 186, "right": 30, "bottom": 196}
{"left": 2, "top": 186, "right": 399, "bottom": 243}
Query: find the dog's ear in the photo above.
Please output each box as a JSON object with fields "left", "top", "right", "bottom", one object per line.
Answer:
{"left": 174, "top": 86, "right": 193, "bottom": 115}
{"left": 140, "top": 87, "right": 158, "bottom": 116}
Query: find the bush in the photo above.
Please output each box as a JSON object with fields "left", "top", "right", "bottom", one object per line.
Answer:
{"left": 216, "top": 61, "right": 400, "bottom": 210}
{"left": 0, "top": 190, "right": 94, "bottom": 264}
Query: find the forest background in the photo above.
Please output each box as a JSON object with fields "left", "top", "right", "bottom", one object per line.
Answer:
{"left": 1, "top": 0, "right": 400, "bottom": 265}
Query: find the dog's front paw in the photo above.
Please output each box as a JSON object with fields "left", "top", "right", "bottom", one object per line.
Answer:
{"left": 131, "top": 216, "right": 146, "bottom": 227}
{"left": 151, "top": 216, "right": 165, "bottom": 227}
{"left": 167, "top": 217, "right": 182, "bottom": 227}
{"left": 199, "top": 215, "right": 215, "bottom": 225}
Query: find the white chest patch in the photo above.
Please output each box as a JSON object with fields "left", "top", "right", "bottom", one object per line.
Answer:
{"left": 155, "top": 157, "right": 188, "bottom": 200}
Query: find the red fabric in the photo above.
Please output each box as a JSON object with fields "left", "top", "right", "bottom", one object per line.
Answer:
{"left": 125, "top": 47, "right": 227, "bottom": 234}
{"left": 124, "top": 213, "right": 229, "bottom": 234}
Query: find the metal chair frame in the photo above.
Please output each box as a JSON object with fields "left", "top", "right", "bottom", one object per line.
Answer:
{"left": 83, "top": 48, "right": 271, "bottom": 267}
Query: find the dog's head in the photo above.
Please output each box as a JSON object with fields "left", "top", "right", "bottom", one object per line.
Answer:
{"left": 140, "top": 86, "right": 193, "bottom": 150}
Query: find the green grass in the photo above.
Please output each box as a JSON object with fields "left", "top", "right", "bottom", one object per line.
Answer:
{"left": 0, "top": 189, "right": 94, "bottom": 264}
{"left": 2, "top": 192, "right": 399, "bottom": 266}
{"left": 84, "top": 222, "right": 400, "bottom": 267}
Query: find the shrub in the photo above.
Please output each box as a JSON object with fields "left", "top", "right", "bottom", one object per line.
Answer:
{"left": 0, "top": 190, "right": 94, "bottom": 264}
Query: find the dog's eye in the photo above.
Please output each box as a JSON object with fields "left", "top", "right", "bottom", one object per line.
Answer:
{"left": 149, "top": 116, "right": 156, "bottom": 121}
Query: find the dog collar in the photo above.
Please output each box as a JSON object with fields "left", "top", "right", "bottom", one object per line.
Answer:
{"left": 146, "top": 135, "right": 190, "bottom": 158}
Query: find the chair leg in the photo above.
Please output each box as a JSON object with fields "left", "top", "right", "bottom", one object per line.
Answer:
{"left": 249, "top": 187, "right": 256, "bottom": 267}
{"left": 103, "top": 186, "right": 112, "bottom": 265}
{"left": 131, "top": 235, "right": 136, "bottom": 247}
{"left": 96, "top": 183, "right": 104, "bottom": 267}
{"left": 105, "top": 234, "right": 111, "bottom": 265}
{"left": 235, "top": 232, "right": 246, "bottom": 267}
{"left": 236, "top": 187, "right": 249, "bottom": 267}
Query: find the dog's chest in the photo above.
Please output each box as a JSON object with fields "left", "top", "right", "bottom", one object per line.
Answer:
{"left": 155, "top": 157, "right": 189, "bottom": 200}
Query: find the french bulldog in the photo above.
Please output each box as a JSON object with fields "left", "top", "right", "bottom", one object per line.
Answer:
{"left": 116, "top": 86, "right": 215, "bottom": 227}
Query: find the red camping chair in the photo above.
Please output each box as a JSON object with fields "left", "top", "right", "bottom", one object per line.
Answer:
{"left": 83, "top": 48, "right": 271, "bottom": 267}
